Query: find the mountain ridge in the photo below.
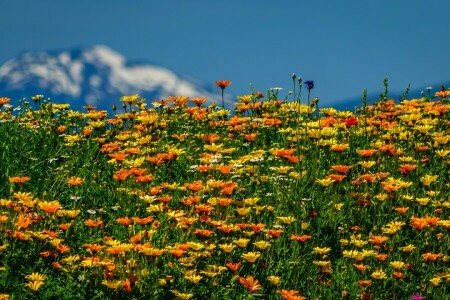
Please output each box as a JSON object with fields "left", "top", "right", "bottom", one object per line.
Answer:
{"left": 0, "top": 45, "right": 225, "bottom": 111}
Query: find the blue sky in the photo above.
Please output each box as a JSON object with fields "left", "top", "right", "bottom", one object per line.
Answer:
{"left": 1, "top": 0, "right": 449, "bottom": 106}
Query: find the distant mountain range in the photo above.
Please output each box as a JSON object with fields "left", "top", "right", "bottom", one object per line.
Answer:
{"left": 0, "top": 45, "right": 448, "bottom": 112}
{"left": 0, "top": 45, "right": 225, "bottom": 111}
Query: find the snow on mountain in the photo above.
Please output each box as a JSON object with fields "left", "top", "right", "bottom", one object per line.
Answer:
{"left": 0, "top": 45, "right": 225, "bottom": 110}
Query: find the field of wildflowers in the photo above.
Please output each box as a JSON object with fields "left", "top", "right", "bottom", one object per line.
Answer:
{"left": 0, "top": 80, "right": 449, "bottom": 299}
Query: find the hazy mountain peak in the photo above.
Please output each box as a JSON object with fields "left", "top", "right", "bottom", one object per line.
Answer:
{"left": 0, "top": 45, "right": 222, "bottom": 110}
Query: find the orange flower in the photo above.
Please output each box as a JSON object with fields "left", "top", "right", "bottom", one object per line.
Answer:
{"left": 375, "top": 254, "right": 388, "bottom": 261}
{"left": 84, "top": 219, "right": 104, "bottom": 228}
{"left": 215, "top": 80, "right": 231, "bottom": 89}
{"left": 421, "top": 252, "right": 442, "bottom": 261}
{"left": 116, "top": 217, "right": 133, "bottom": 226}
{"left": 425, "top": 216, "right": 440, "bottom": 226}
{"left": 191, "top": 97, "right": 207, "bottom": 106}
{"left": 267, "top": 229, "right": 284, "bottom": 238}
{"left": 326, "top": 174, "right": 346, "bottom": 182}
{"left": 368, "top": 235, "right": 389, "bottom": 244}
{"left": 0, "top": 97, "right": 11, "bottom": 106}
{"left": 38, "top": 201, "right": 61, "bottom": 214}
{"left": 194, "top": 229, "right": 214, "bottom": 237}
{"left": 393, "top": 272, "right": 404, "bottom": 279}
{"left": 66, "top": 176, "right": 83, "bottom": 186}
{"left": 226, "top": 261, "right": 241, "bottom": 271}
{"left": 195, "top": 204, "right": 214, "bottom": 214}
{"left": 356, "top": 149, "right": 377, "bottom": 157}
{"left": 9, "top": 176, "right": 30, "bottom": 184}
{"left": 330, "top": 165, "right": 353, "bottom": 174}
{"left": 290, "top": 234, "right": 311, "bottom": 243}
{"left": 134, "top": 174, "right": 155, "bottom": 183}
{"left": 435, "top": 90, "right": 450, "bottom": 98}
{"left": 249, "top": 223, "right": 265, "bottom": 233}
{"left": 394, "top": 207, "right": 409, "bottom": 214}
{"left": 58, "top": 223, "right": 72, "bottom": 231}
{"left": 217, "top": 165, "right": 233, "bottom": 175}
{"left": 330, "top": 144, "right": 349, "bottom": 152}
{"left": 184, "top": 181, "right": 204, "bottom": 192}
{"left": 197, "top": 165, "right": 212, "bottom": 173}
{"left": 131, "top": 216, "right": 154, "bottom": 225}
{"left": 410, "top": 217, "right": 429, "bottom": 229}
{"left": 398, "top": 164, "right": 416, "bottom": 174}
{"left": 83, "top": 243, "right": 105, "bottom": 252}
{"left": 169, "top": 249, "right": 185, "bottom": 258}
{"left": 353, "top": 263, "right": 369, "bottom": 271}
{"left": 238, "top": 276, "right": 262, "bottom": 293}
{"left": 276, "top": 289, "right": 306, "bottom": 300}
{"left": 56, "top": 244, "right": 70, "bottom": 253}
{"left": 358, "top": 280, "right": 372, "bottom": 287}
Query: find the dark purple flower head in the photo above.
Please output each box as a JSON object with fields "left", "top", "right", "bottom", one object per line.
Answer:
{"left": 305, "top": 80, "right": 314, "bottom": 91}
{"left": 411, "top": 295, "right": 424, "bottom": 300}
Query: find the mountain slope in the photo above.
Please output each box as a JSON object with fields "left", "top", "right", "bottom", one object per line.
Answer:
{"left": 0, "top": 45, "right": 224, "bottom": 110}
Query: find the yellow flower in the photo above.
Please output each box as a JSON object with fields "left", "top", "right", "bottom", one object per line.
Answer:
{"left": 184, "top": 274, "right": 203, "bottom": 284}
{"left": 25, "top": 272, "right": 47, "bottom": 282}
{"left": 435, "top": 149, "right": 450, "bottom": 157}
{"left": 340, "top": 239, "right": 349, "bottom": 246}
{"left": 235, "top": 207, "right": 252, "bottom": 216}
{"left": 241, "top": 251, "right": 261, "bottom": 263}
{"left": 277, "top": 216, "right": 296, "bottom": 224}
{"left": 342, "top": 250, "right": 359, "bottom": 259}
{"left": 267, "top": 275, "right": 281, "bottom": 285}
{"left": 389, "top": 261, "right": 405, "bottom": 270}
{"left": 233, "top": 238, "right": 250, "bottom": 248}
{"left": 416, "top": 197, "right": 430, "bottom": 205}
{"left": 313, "top": 261, "right": 332, "bottom": 268}
{"left": 313, "top": 247, "right": 332, "bottom": 255}
{"left": 171, "top": 290, "right": 194, "bottom": 299}
{"left": 358, "top": 161, "right": 376, "bottom": 168}
{"left": 188, "top": 242, "right": 204, "bottom": 251}
{"left": 334, "top": 203, "right": 344, "bottom": 211}
{"left": 420, "top": 175, "right": 438, "bottom": 186}
{"left": 253, "top": 241, "right": 271, "bottom": 250}
{"left": 429, "top": 277, "right": 442, "bottom": 286}
{"left": 371, "top": 269, "right": 387, "bottom": 280}
{"left": 24, "top": 281, "right": 44, "bottom": 291}
{"left": 401, "top": 244, "right": 416, "bottom": 252}
{"left": 316, "top": 178, "right": 336, "bottom": 187}
{"left": 101, "top": 279, "right": 122, "bottom": 289}
{"left": 218, "top": 243, "right": 236, "bottom": 253}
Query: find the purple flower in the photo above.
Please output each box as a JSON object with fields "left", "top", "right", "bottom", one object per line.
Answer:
{"left": 411, "top": 296, "right": 424, "bottom": 300}
{"left": 305, "top": 80, "right": 314, "bottom": 91}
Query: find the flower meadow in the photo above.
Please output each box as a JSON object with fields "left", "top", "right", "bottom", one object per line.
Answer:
{"left": 0, "top": 81, "right": 449, "bottom": 300}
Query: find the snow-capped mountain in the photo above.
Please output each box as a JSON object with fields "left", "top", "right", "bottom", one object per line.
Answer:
{"left": 0, "top": 45, "right": 224, "bottom": 110}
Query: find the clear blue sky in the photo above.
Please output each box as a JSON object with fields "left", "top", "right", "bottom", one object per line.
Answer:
{"left": 1, "top": 0, "right": 449, "bottom": 106}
